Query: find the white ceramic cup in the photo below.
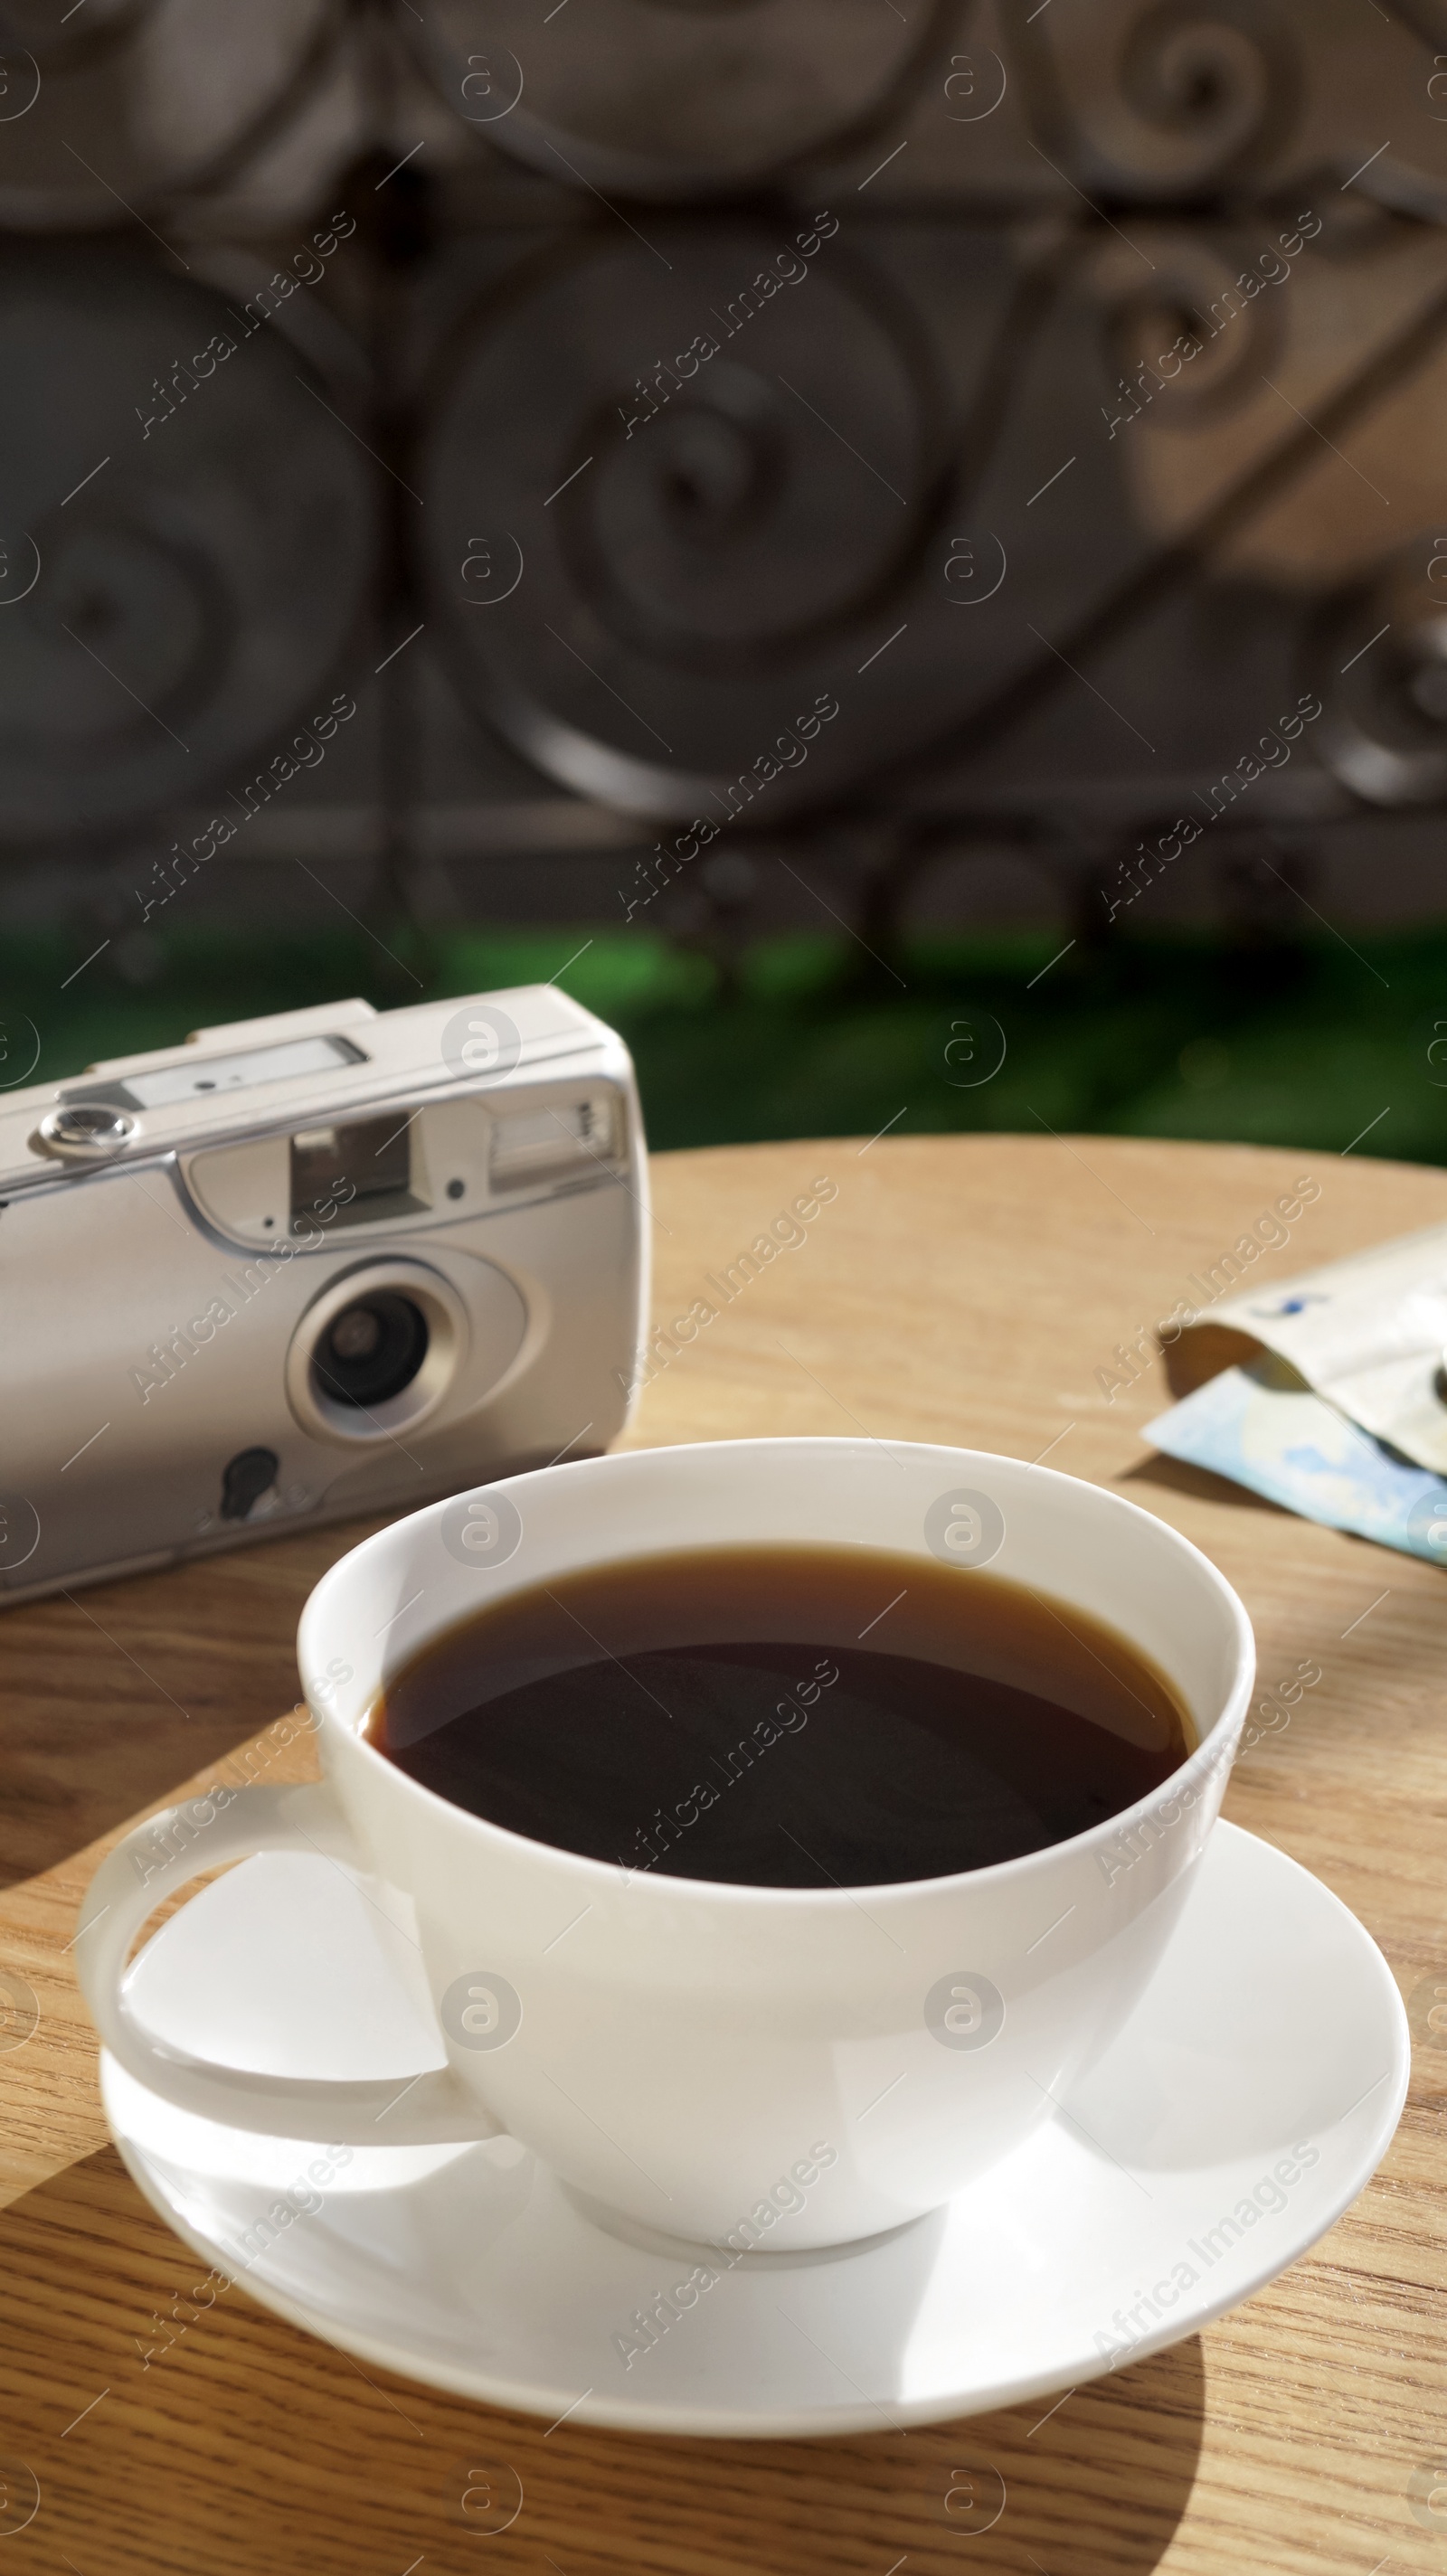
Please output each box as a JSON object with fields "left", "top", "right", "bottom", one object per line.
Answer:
{"left": 79, "top": 1439, "right": 1254, "bottom": 2250}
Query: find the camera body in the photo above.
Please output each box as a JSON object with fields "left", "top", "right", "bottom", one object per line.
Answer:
{"left": 0, "top": 986, "right": 648, "bottom": 1604}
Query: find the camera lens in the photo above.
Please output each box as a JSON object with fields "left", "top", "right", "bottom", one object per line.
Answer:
{"left": 314, "top": 1292, "right": 429, "bottom": 1409}
{"left": 330, "top": 1308, "right": 381, "bottom": 1362}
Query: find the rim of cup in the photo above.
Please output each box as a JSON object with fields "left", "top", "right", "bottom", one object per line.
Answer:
{"left": 298, "top": 1437, "right": 1255, "bottom": 1907}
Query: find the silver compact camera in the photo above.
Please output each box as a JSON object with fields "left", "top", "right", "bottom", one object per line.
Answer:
{"left": 0, "top": 986, "right": 648, "bottom": 1604}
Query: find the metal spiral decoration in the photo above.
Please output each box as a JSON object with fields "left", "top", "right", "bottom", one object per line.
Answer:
{"left": 0, "top": 0, "right": 1444, "bottom": 939}
{"left": 0, "top": 240, "right": 376, "bottom": 840}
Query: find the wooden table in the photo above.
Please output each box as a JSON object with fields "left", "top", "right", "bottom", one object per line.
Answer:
{"left": 3, "top": 1134, "right": 1445, "bottom": 2576}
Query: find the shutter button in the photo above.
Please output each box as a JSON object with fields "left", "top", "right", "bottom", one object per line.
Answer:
{"left": 34, "top": 1104, "right": 139, "bottom": 1162}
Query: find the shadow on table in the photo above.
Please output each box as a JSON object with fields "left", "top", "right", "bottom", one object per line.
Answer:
{"left": 0, "top": 2145, "right": 1206, "bottom": 2575}
{"left": 1119, "top": 1453, "right": 1291, "bottom": 1516}
{"left": 0, "top": 1532, "right": 360, "bottom": 1892}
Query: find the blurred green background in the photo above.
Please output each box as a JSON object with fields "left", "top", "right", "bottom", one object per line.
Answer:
{"left": 10, "top": 921, "right": 1443, "bottom": 1162}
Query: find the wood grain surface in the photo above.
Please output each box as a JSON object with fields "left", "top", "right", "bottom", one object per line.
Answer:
{"left": 2, "top": 1133, "right": 1445, "bottom": 2576}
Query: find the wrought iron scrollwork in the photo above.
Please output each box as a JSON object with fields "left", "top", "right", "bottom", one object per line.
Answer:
{"left": 1, "top": 0, "right": 1445, "bottom": 945}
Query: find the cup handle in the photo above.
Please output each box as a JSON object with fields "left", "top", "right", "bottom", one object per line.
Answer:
{"left": 76, "top": 1779, "right": 503, "bottom": 2147}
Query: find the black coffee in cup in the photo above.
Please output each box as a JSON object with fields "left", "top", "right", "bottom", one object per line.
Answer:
{"left": 369, "top": 1543, "right": 1196, "bottom": 1889}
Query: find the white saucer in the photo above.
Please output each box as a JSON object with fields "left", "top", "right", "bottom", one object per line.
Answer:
{"left": 101, "top": 1821, "right": 1408, "bottom": 2439}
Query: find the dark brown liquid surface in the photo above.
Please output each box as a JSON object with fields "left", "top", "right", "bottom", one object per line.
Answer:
{"left": 370, "top": 1544, "right": 1196, "bottom": 1888}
